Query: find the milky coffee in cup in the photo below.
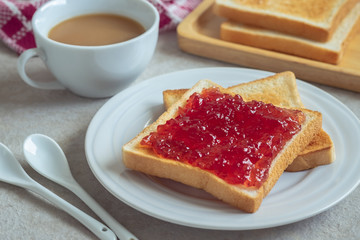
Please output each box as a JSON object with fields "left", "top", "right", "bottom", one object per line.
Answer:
{"left": 48, "top": 13, "right": 145, "bottom": 46}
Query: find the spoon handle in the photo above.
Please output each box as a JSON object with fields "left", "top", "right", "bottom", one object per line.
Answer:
{"left": 66, "top": 181, "right": 138, "bottom": 240}
{"left": 25, "top": 181, "right": 117, "bottom": 240}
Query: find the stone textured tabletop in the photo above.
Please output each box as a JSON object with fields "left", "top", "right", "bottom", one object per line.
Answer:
{"left": 0, "top": 31, "right": 359, "bottom": 240}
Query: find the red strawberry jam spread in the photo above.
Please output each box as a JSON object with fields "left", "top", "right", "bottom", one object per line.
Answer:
{"left": 141, "top": 87, "right": 305, "bottom": 188}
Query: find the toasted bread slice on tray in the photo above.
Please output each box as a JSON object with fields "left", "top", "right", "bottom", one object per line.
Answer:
{"left": 123, "top": 79, "right": 322, "bottom": 212}
{"left": 213, "top": 0, "right": 359, "bottom": 42}
{"left": 162, "top": 72, "right": 335, "bottom": 172}
{"left": 219, "top": 3, "right": 360, "bottom": 64}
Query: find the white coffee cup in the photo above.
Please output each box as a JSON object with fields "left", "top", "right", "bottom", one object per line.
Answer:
{"left": 17, "top": 0, "right": 159, "bottom": 98}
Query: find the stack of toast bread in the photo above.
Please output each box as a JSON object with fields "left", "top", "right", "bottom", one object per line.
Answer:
{"left": 123, "top": 71, "right": 329, "bottom": 212}
{"left": 213, "top": 0, "right": 360, "bottom": 64}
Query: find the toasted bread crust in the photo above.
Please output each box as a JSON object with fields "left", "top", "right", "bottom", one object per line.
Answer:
{"left": 124, "top": 146, "right": 264, "bottom": 211}
{"left": 227, "top": 71, "right": 303, "bottom": 107}
{"left": 213, "top": 0, "right": 359, "bottom": 42}
{"left": 163, "top": 89, "right": 188, "bottom": 110}
{"left": 286, "top": 131, "right": 335, "bottom": 171}
{"left": 123, "top": 79, "right": 322, "bottom": 212}
{"left": 220, "top": 23, "right": 338, "bottom": 64}
{"left": 162, "top": 72, "right": 335, "bottom": 172}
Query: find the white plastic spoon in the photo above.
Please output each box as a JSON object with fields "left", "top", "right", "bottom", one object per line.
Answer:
{"left": 23, "top": 134, "right": 138, "bottom": 240}
{"left": 0, "top": 143, "right": 116, "bottom": 240}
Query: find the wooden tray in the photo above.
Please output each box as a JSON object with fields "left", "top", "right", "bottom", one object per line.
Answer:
{"left": 177, "top": 0, "right": 360, "bottom": 92}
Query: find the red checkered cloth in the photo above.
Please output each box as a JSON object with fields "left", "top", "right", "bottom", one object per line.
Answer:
{"left": 0, "top": 0, "right": 201, "bottom": 54}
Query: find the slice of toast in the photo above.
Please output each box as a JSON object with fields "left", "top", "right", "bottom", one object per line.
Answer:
{"left": 123, "top": 79, "right": 322, "bottom": 212}
{"left": 213, "top": 0, "right": 359, "bottom": 42}
{"left": 220, "top": 3, "right": 360, "bottom": 65}
{"left": 162, "top": 72, "right": 335, "bottom": 172}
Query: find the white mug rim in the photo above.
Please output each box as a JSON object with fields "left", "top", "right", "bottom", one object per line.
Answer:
{"left": 32, "top": 0, "right": 160, "bottom": 50}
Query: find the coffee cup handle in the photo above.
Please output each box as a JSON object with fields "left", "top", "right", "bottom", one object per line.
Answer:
{"left": 17, "top": 48, "right": 66, "bottom": 90}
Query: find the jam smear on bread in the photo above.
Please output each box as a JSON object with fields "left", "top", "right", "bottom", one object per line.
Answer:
{"left": 141, "top": 87, "right": 305, "bottom": 188}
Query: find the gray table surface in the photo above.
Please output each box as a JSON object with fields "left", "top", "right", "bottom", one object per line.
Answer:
{"left": 0, "top": 31, "right": 359, "bottom": 240}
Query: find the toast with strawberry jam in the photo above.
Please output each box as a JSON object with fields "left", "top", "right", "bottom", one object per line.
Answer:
{"left": 122, "top": 79, "right": 322, "bottom": 212}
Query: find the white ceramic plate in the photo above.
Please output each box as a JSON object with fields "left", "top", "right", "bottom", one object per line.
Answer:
{"left": 85, "top": 67, "right": 360, "bottom": 230}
